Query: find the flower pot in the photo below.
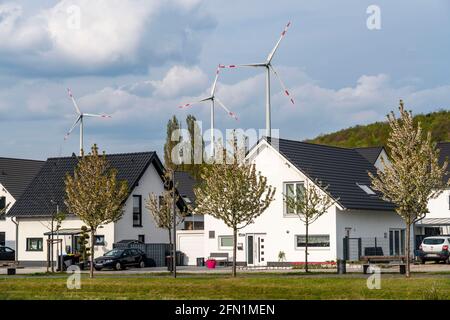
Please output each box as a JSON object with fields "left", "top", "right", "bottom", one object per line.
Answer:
{"left": 206, "top": 259, "right": 217, "bottom": 269}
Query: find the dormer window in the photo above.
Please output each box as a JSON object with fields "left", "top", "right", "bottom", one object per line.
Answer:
{"left": 357, "top": 183, "right": 376, "bottom": 195}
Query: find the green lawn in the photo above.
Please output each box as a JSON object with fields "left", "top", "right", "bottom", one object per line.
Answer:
{"left": 1, "top": 274, "right": 449, "bottom": 300}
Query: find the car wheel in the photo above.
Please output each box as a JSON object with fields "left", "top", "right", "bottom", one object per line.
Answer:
{"left": 95, "top": 267, "right": 102, "bottom": 271}
{"left": 420, "top": 258, "right": 426, "bottom": 264}
{"left": 139, "top": 260, "right": 145, "bottom": 268}
{"left": 115, "top": 262, "right": 122, "bottom": 271}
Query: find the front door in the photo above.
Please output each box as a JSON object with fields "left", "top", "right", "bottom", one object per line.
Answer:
{"left": 389, "top": 229, "right": 405, "bottom": 256}
{"left": 246, "top": 234, "right": 266, "bottom": 266}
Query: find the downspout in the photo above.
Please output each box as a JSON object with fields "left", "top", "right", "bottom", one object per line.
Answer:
{"left": 12, "top": 217, "right": 19, "bottom": 262}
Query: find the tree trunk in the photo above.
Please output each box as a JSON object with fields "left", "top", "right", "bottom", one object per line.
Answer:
{"left": 51, "top": 218, "right": 54, "bottom": 273}
{"left": 168, "top": 228, "right": 173, "bottom": 274}
{"left": 90, "top": 229, "right": 95, "bottom": 279}
{"left": 305, "top": 222, "right": 309, "bottom": 273}
{"left": 232, "top": 227, "right": 237, "bottom": 277}
{"left": 405, "top": 222, "right": 411, "bottom": 278}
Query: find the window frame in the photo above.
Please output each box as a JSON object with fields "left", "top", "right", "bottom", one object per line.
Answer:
{"left": 26, "top": 238, "right": 44, "bottom": 252}
{"left": 132, "top": 195, "right": 143, "bottom": 227}
{"left": 283, "top": 181, "right": 305, "bottom": 216}
{"left": 94, "top": 235, "right": 105, "bottom": 246}
{"left": 295, "top": 234, "right": 330, "bottom": 250}
{"left": 218, "top": 235, "right": 234, "bottom": 250}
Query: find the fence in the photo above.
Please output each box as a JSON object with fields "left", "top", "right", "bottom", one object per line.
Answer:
{"left": 343, "top": 237, "right": 390, "bottom": 261}
{"left": 113, "top": 242, "right": 171, "bottom": 267}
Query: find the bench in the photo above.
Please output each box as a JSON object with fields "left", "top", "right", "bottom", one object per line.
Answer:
{"left": 360, "top": 256, "right": 406, "bottom": 274}
{"left": 208, "top": 252, "right": 230, "bottom": 266}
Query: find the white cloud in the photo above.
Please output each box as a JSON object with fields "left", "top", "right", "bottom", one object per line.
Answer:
{"left": 150, "top": 65, "right": 209, "bottom": 98}
{"left": 0, "top": 0, "right": 214, "bottom": 76}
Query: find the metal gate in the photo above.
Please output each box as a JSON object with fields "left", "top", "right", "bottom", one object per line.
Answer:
{"left": 343, "top": 237, "right": 361, "bottom": 261}
{"left": 113, "top": 242, "right": 171, "bottom": 267}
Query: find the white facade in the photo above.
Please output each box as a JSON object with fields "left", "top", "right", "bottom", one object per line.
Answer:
{"left": 15, "top": 160, "right": 171, "bottom": 265}
{"left": 0, "top": 182, "right": 17, "bottom": 249}
{"left": 202, "top": 141, "right": 406, "bottom": 265}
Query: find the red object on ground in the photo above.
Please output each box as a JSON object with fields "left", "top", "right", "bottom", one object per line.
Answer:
{"left": 206, "top": 259, "right": 217, "bottom": 269}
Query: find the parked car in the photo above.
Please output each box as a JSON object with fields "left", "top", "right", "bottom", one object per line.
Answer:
{"left": 94, "top": 248, "right": 146, "bottom": 270}
{"left": 417, "top": 236, "right": 450, "bottom": 264}
{"left": 0, "top": 246, "right": 15, "bottom": 261}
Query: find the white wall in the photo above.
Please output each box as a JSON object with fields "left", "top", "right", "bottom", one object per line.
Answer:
{"left": 420, "top": 189, "right": 450, "bottom": 234}
{"left": 204, "top": 142, "right": 339, "bottom": 264}
{"left": 374, "top": 149, "right": 391, "bottom": 171}
{"left": 335, "top": 209, "right": 406, "bottom": 259}
{"left": 0, "top": 183, "right": 17, "bottom": 249}
{"left": 114, "top": 163, "right": 170, "bottom": 244}
{"left": 177, "top": 230, "right": 204, "bottom": 265}
{"left": 17, "top": 216, "right": 115, "bottom": 263}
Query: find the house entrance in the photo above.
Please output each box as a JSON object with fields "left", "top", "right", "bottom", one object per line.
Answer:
{"left": 246, "top": 234, "right": 266, "bottom": 266}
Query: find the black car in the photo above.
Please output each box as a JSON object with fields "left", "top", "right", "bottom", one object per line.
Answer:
{"left": 0, "top": 246, "right": 15, "bottom": 261}
{"left": 94, "top": 248, "right": 146, "bottom": 270}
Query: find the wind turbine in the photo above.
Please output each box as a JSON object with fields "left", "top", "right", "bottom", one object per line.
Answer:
{"left": 220, "top": 21, "right": 295, "bottom": 137}
{"left": 64, "top": 88, "right": 111, "bottom": 155}
{"left": 179, "top": 66, "right": 238, "bottom": 157}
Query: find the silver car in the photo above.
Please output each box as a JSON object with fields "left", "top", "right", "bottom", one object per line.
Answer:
{"left": 418, "top": 236, "right": 450, "bottom": 264}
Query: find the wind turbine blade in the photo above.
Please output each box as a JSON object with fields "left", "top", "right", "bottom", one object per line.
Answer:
{"left": 270, "top": 65, "right": 295, "bottom": 105}
{"left": 178, "top": 97, "right": 211, "bottom": 109}
{"left": 83, "top": 113, "right": 112, "bottom": 118}
{"left": 64, "top": 115, "right": 81, "bottom": 140}
{"left": 67, "top": 88, "right": 82, "bottom": 115}
{"left": 215, "top": 98, "right": 238, "bottom": 121}
{"left": 266, "top": 21, "right": 291, "bottom": 63}
{"left": 219, "top": 63, "right": 264, "bottom": 69}
{"left": 211, "top": 66, "right": 221, "bottom": 96}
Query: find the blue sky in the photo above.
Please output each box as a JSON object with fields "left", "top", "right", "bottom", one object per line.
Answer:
{"left": 0, "top": 0, "right": 449, "bottom": 160}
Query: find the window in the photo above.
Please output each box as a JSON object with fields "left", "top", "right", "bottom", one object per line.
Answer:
{"left": 296, "top": 235, "right": 330, "bottom": 248}
{"left": 26, "top": 238, "right": 43, "bottom": 251}
{"left": 138, "top": 235, "right": 145, "bottom": 243}
{"left": 284, "top": 182, "right": 305, "bottom": 215}
{"left": 0, "top": 196, "right": 5, "bottom": 210}
{"left": 209, "top": 231, "right": 215, "bottom": 239}
{"left": 356, "top": 183, "right": 376, "bottom": 195}
{"left": 219, "top": 236, "right": 234, "bottom": 249}
{"left": 389, "top": 229, "right": 405, "bottom": 255}
{"left": 133, "top": 195, "right": 142, "bottom": 227}
{"left": 0, "top": 232, "right": 5, "bottom": 246}
{"left": 94, "top": 235, "right": 105, "bottom": 246}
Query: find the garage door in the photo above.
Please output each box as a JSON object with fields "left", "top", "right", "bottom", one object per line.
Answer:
{"left": 177, "top": 231, "right": 204, "bottom": 266}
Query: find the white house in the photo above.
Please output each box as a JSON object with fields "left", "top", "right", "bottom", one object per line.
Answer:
{"left": 7, "top": 151, "right": 185, "bottom": 266}
{"left": 354, "top": 142, "right": 450, "bottom": 250}
{"left": 0, "top": 157, "right": 44, "bottom": 251}
{"left": 414, "top": 142, "right": 450, "bottom": 244}
{"left": 202, "top": 138, "right": 407, "bottom": 266}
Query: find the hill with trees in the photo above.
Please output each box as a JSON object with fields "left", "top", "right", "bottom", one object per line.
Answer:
{"left": 308, "top": 110, "right": 449, "bottom": 149}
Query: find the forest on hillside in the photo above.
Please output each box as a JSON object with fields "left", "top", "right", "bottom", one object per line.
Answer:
{"left": 308, "top": 110, "right": 449, "bottom": 148}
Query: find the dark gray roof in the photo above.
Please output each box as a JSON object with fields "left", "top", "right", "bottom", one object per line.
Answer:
{"left": 437, "top": 142, "right": 450, "bottom": 183}
{"left": 266, "top": 137, "right": 395, "bottom": 211}
{"left": 174, "top": 171, "right": 197, "bottom": 204}
{"left": 0, "top": 157, "right": 44, "bottom": 199}
{"left": 354, "top": 147, "right": 384, "bottom": 165}
{"left": 8, "top": 152, "right": 165, "bottom": 217}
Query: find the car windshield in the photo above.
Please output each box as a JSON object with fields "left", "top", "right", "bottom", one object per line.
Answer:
{"left": 104, "top": 249, "right": 124, "bottom": 257}
{"left": 423, "top": 238, "right": 445, "bottom": 245}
